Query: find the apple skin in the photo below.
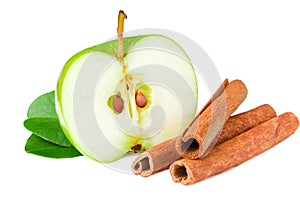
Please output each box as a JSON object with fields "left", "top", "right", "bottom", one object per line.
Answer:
{"left": 56, "top": 34, "right": 198, "bottom": 163}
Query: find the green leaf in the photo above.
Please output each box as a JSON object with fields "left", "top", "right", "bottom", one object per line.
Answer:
{"left": 25, "top": 134, "right": 82, "bottom": 158}
{"left": 27, "top": 91, "right": 56, "bottom": 118}
{"left": 24, "top": 118, "right": 71, "bottom": 147}
{"left": 24, "top": 91, "right": 72, "bottom": 148}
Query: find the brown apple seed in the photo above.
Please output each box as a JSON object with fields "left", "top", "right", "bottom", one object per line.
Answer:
{"left": 113, "top": 95, "right": 124, "bottom": 113}
{"left": 135, "top": 91, "right": 147, "bottom": 108}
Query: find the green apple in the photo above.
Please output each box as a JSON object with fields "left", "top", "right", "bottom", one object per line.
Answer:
{"left": 55, "top": 11, "right": 198, "bottom": 163}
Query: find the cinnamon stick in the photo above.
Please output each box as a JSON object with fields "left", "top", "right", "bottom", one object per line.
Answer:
{"left": 132, "top": 104, "right": 276, "bottom": 177}
{"left": 170, "top": 112, "right": 299, "bottom": 185}
{"left": 176, "top": 79, "right": 248, "bottom": 159}
{"left": 217, "top": 104, "right": 276, "bottom": 144}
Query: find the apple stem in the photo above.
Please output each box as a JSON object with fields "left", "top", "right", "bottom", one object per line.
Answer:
{"left": 117, "top": 10, "right": 127, "bottom": 62}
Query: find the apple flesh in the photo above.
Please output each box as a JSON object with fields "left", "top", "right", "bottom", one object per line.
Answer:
{"left": 56, "top": 34, "right": 198, "bottom": 163}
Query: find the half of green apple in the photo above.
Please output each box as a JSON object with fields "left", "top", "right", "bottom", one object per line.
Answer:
{"left": 56, "top": 34, "right": 198, "bottom": 163}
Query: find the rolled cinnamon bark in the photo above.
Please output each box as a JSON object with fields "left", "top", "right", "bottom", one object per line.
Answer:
{"left": 132, "top": 138, "right": 177, "bottom": 177}
{"left": 216, "top": 104, "right": 276, "bottom": 144}
{"left": 176, "top": 80, "right": 248, "bottom": 159}
{"left": 170, "top": 112, "right": 299, "bottom": 185}
{"left": 132, "top": 104, "right": 276, "bottom": 177}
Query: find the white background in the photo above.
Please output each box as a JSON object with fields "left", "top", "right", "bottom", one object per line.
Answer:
{"left": 1, "top": 0, "right": 300, "bottom": 199}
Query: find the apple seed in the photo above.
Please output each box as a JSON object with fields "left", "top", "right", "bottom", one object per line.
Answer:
{"left": 113, "top": 95, "right": 124, "bottom": 113}
{"left": 135, "top": 91, "right": 147, "bottom": 108}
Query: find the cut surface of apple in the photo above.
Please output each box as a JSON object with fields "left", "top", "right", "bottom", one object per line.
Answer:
{"left": 56, "top": 34, "right": 198, "bottom": 163}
